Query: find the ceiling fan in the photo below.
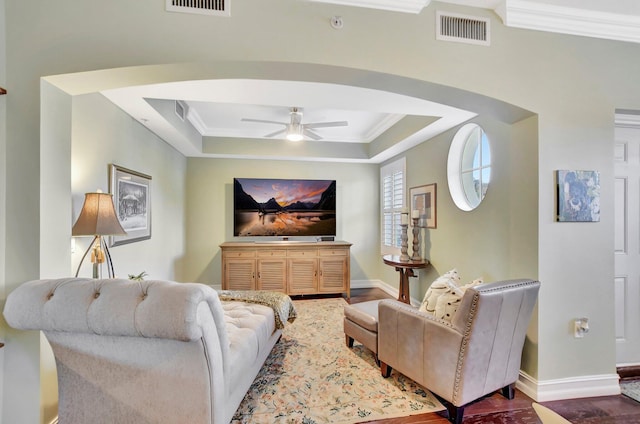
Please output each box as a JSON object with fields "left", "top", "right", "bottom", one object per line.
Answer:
{"left": 241, "top": 107, "right": 348, "bottom": 141}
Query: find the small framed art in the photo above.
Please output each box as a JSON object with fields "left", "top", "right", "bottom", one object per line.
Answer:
{"left": 410, "top": 183, "right": 437, "bottom": 229}
{"left": 109, "top": 164, "right": 152, "bottom": 246}
{"left": 556, "top": 170, "right": 600, "bottom": 222}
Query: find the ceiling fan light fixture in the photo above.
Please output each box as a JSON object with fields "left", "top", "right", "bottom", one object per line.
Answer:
{"left": 286, "top": 123, "right": 304, "bottom": 141}
{"left": 242, "top": 105, "right": 348, "bottom": 141}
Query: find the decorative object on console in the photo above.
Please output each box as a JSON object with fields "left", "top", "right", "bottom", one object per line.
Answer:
{"left": 556, "top": 170, "right": 600, "bottom": 222}
{"left": 72, "top": 191, "right": 127, "bottom": 278}
{"left": 411, "top": 213, "right": 421, "bottom": 260}
{"left": 109, "top": 164, "right": 152, "bottom": 246}
{"left": 399, "top": 208, "right": 410, "bottom": 261}
{"left": 410, "top": 183, "right": 436, "bottom": 229}
{"left": 0, "top": 86, "right": 6, "bottom": 95}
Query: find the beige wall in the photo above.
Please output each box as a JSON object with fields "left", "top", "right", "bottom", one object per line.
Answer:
{"left": 70, "top": 93, "right": 187, "bottom": 281}
{"left": 184, "top": 158, "right": 380, "bottom": 285}
{"left": 4, "top": 0, "right": 640, "bottom": 421}
{"left": 381, "top": 114, "right": 538, "bottom": 301}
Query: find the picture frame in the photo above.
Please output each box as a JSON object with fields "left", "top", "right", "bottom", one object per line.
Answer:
{"left": 410, "top": 183, "right": 437, "bottom": 229}
{"left": 556, "top": 170, "right": 600, "bottom": 222}
{"left": 109, "top": 164, "right": 152, "bottom": 246}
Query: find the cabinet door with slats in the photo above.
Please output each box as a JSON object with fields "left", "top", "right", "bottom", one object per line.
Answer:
{"left": 318, "top": 257, "right": 348, "bottom": 293}
{"left": 257, "top": 258, "right": 287, "bottom": 292}
{"left": 224, "top": 258, "right": 256, "bottom": 290}
{"left": 287, "top": 258, "right": 318, "bottom": 294}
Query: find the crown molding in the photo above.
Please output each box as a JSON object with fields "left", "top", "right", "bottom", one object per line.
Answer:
{"left": 307, "top": 0, "right": 431, "bottom": 14}
{"left": 497, "top": 0, "right": 640, "bottom": 44}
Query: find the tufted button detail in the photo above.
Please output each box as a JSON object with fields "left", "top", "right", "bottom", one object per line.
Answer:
{"left": 46, "top": 292, "right": 54, "bottom": 300}
{"left": 94, "top": 292, "right": 100, "bottom": 299}
{"left": 141, "top": 293, "right": 147, "bottom": 300}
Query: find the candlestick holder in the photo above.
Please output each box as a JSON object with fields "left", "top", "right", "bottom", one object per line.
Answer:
{"left": 411, "top": 217, "right": 421, "bottom": 261}
{"left": 400, "top": 223, "right": 410, "bottom": 262}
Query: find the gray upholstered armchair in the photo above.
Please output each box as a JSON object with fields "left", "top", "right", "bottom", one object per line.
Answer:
{"left": 378, "top": 279, "right": 540, "bottom": 424}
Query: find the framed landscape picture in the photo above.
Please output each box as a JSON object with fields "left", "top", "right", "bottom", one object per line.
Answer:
{"left": 410, "top": 183, "right": 437, "bottom": 229}
{"left": 556, "top": 170, "right": 600, "bottom": 222}
{"left": 109, "top": 164, "right": 152, "bottom": 246}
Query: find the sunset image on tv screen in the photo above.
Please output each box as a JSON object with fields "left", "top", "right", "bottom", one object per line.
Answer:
{"left": 233, "top": 178, "right": 336, "bottom": 237}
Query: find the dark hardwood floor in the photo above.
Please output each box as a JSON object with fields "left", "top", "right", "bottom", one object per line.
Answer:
{"left": 340, "top": 288, "right": 640, "bottom": 424}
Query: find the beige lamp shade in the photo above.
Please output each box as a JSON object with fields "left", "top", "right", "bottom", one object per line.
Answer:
{"left": 72, "top": 192, "right": 127, "bottom": 236}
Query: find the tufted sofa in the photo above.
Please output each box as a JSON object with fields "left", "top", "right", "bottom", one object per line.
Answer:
{"left": 3, "top": 278, "right": 286, "bottom": 424}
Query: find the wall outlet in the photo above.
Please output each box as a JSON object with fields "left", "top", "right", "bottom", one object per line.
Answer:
{"left": 574, "top": 317, "right": 589, "bottom": 338}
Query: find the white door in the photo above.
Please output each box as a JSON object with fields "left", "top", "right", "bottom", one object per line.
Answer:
{"left": 615, "top": 118, "right": 640, "bottom": 365}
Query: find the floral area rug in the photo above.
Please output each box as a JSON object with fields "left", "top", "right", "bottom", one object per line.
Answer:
{"left": 621, "top": 380, "right": 640, "bottom": 404}
{"left": 232, "top": 297, "right": 444, "bottom": 423}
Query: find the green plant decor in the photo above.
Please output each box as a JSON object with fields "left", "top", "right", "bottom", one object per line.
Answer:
{"left": 128, "top": 271, "right": 148, "bottom": 281}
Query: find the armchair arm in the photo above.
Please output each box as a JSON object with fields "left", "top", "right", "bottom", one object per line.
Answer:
{"left": 377, "top": 299, "right": 463, "bottom": 400}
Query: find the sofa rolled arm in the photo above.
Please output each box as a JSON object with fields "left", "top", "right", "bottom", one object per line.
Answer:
{"left": 4, "top": 278, "right": 229, "bottom": 349}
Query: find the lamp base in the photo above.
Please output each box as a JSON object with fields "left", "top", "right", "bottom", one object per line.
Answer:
{"left": 75, "top": 235, "right": 116, "bottom": 279}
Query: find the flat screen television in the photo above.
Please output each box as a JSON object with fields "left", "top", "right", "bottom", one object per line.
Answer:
{"left": 234, "top": 178, "right": 336, "bottom": 238}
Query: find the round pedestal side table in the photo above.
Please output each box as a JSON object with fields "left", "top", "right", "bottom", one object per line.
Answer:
{"left": 382, "top": 254, "right": 429, "bottom": 304}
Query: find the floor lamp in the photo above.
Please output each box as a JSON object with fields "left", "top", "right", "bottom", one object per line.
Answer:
{"left": 72, "top": 191, "right": 127, "bottom": 279}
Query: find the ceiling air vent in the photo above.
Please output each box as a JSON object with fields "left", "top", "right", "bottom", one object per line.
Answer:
{"left": 175, "top": 100, "right": 187, "bottom": 121}
{"left": 436, "top": 11, "right": 490, "bottom": 46}
{"left": 166, "top": 0, "right": 230, "bottom": 17}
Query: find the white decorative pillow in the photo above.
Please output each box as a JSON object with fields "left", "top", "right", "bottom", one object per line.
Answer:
{"left": 434, "top": 291, "right": 462, "bottom": 321}
{"left": 462, "top": 278, "right": 483, "bottom": 291}
{"left": 435, "top": 278, "right": 483, "bottom": 322}
{"left": 419, "top": 269, "right": 461, "bottom": 314}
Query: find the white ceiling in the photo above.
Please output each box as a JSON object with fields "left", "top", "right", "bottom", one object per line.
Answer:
{"left": 187, "top": 103, "right": 404, "bottom": 144}
{"left": 102, "top": 0, "right": 640, "bottom": 163}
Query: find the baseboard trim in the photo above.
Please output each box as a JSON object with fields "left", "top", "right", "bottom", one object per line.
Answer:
{"left": 350, "top": 279, "right": 419, "bottom": 306}
{"left": 517, "top": 371, "right": 621, "bottom": 402}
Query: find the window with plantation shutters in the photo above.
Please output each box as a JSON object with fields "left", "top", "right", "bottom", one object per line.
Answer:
{"left": 381, "top": 158, "right": 405, "bottom": 255}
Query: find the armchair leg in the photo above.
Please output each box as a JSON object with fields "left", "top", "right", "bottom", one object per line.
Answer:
{"left": 380, "top": 361, "right": 392, "bottom": 378}
{"left": 444, "top": 403, "right": 464, "bottom": 424}
{"left": 501, "top": 383, "right": 516, "bottom": 400}
{"left": 345, "top": 335, "right": 354, "bottom": 348}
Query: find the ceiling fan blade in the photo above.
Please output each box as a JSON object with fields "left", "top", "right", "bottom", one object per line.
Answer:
{"left": 304, "top": 129, "right": 322, "bottom": 140}
{"left": 304, "top": 121, "right": 349, "bottom": 129}
{"left": 241, "top": 118, "right": 287, "bottom": 126}
{"left": 264, "top": 128, "right": 287, "bottom": 138}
